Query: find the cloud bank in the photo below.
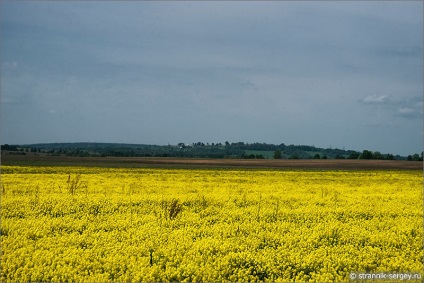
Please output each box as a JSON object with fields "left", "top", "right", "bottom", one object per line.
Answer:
{"left": 1, "top": 1, "right": 422, "bottom": 156}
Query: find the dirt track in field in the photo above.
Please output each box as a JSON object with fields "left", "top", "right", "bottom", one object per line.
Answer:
{"left": 1, "top": 154, "right": 422, "bottom": 170}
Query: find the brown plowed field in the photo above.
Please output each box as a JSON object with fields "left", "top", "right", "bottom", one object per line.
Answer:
{"left": 1, "top": 154, "right": 422, "bottom": 170}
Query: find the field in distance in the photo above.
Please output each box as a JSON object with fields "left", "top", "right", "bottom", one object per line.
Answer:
{"left": 1, "top": 154, "right": 422, "bottom": 170}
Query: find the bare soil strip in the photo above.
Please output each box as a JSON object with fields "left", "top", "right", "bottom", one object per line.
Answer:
{"left": 1, "top": 154, "right": 422, "bottom": 170}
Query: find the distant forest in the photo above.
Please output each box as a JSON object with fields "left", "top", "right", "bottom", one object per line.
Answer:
{"left": 1, "top": 142, "right": 422, "bottom": 161}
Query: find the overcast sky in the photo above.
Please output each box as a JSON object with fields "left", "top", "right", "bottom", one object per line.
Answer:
{"left": 1, "top": 1, "right": 422, "bottom": 155}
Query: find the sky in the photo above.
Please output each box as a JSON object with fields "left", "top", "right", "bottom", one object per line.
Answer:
{"left": 0, "top": 1, "right": 422, "bottom": 156}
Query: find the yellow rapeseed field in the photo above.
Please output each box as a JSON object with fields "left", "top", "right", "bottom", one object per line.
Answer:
{"left": 1, "top": 166, "right": 423, "bottom": 282}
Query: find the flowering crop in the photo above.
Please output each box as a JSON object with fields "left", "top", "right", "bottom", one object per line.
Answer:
{"left": 1, "top": 166, "right": 422, "bottom": 282}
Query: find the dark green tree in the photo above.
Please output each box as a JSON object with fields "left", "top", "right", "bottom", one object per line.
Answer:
{"left": 385, "top": 153, "right": 395, "bottom": 160}
{"left": 412, "top": 153, "right": 420, "bottom": 161}
{"left": 348, "top": 153, "right": 360, "bottom": 159}
{"left": 274, "top": 150, "right": 282, "bottom": 159}
{"left": 359, "top": 150, "right": 373, "bottom": 159}
{"left": 373, "top": 151, "right": 383, "bottom": 160}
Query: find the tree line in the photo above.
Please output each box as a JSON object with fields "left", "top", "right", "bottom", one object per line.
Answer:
{"left": 1, "top": 142, "right": 422, "bottom": 161}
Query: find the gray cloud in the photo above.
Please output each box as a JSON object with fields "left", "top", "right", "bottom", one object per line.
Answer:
{"left": 1, "top": 1, "right": 422, "bottom": 155}
{"left": 362, "top": 94, "right": 390, "bottom": 104}
{"left": 359, "top": 92, "right": 423, "bottom": 126}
